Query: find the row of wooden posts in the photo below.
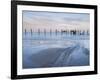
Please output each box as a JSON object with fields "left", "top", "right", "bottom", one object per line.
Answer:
{"left": 24, "top": 29, "right": 89, "bottom": 36}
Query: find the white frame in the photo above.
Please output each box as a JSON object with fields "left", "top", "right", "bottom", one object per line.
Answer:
{"left": 17, "top": 5, "right": 95, "bottom": 75}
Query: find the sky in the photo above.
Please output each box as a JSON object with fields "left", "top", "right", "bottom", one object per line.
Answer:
{"left": 23, "top": 10, "right": 90, "bottom": 32}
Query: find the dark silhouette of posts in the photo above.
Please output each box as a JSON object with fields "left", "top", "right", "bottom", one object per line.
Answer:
{"left": 82, "top": 30, "right": 85, "bottom": 35}
{"left": 38, "top": 29, "right": 40, "bottom": 35}
{"left": 70, "top": 30, "right": 72, "bottom": 35}
{"left": 55, "top": 29, "right": 57, "bottom": 36}
{"left": 87, "top": 30, "right": 89, "bottom": 35}
{"left": 79, "top": 30, "right": 82, "bottom": 35}
{"left": 44, "top": 29, "right": 46, "bottom": 36}
{"left": 69, "top": 30, "right": 76, "bottom": 35}
{"left": 25, "top": 29, "right": 27, "bottom": 35}
{"left": 30, "top": 29, "right": 32, "bottom": 36}
{"left": 74, "top": 30, "right": 76, "bottom": 35}
{"left": 61, "top": 29, "right": 63, "bottom": 35}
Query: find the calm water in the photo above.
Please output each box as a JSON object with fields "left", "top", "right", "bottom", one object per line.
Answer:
{"left": 22, "top": 32, "right": 90, "bottom": 68}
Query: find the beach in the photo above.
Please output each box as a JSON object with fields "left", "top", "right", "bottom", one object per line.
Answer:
{"left": 23, "top": 39, "right": 89, "bottom": 68}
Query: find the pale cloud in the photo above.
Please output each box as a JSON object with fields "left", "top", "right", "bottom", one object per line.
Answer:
{"left": 23, "top": 11, "right": 90, "bottom": 32}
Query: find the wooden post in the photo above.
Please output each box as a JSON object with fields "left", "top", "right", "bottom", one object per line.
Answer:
{"left": 66, "top": 30, "right": 67, "bottom": 35}
{"left": 25, "top": 29, "right": 26, "bottom": 35}
{"left": 61, "top": 29, "right": 63, "bottom": 35}
{"left": 38, "top": 29, "right": 40, "bottom": 35}
{"left": 70, "top": 30, "right": 72, "bottom": 35}
{"left": 30, "top": 29, "right": 32, "bottom": 36}
{"left": 80, "top": 30, "right": 82, "bottom": 35}
{"left": 55, "top": 29, "right": 57, "bottom": 36}
{"left": 87, "top": 30, "right": 89, "bottom": 35}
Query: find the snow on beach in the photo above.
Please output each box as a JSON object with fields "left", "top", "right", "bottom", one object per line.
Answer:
{"left": 22, "top": 32, "right": 90, "bottom": 68}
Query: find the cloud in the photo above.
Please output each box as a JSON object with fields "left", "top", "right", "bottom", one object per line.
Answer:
{"left": 23, "top": 11, "right": 90, "bottom": 32}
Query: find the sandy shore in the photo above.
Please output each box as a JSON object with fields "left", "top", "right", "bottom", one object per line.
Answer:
{"left": 23, "top": 45, "right": 89, "bottom": 69}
